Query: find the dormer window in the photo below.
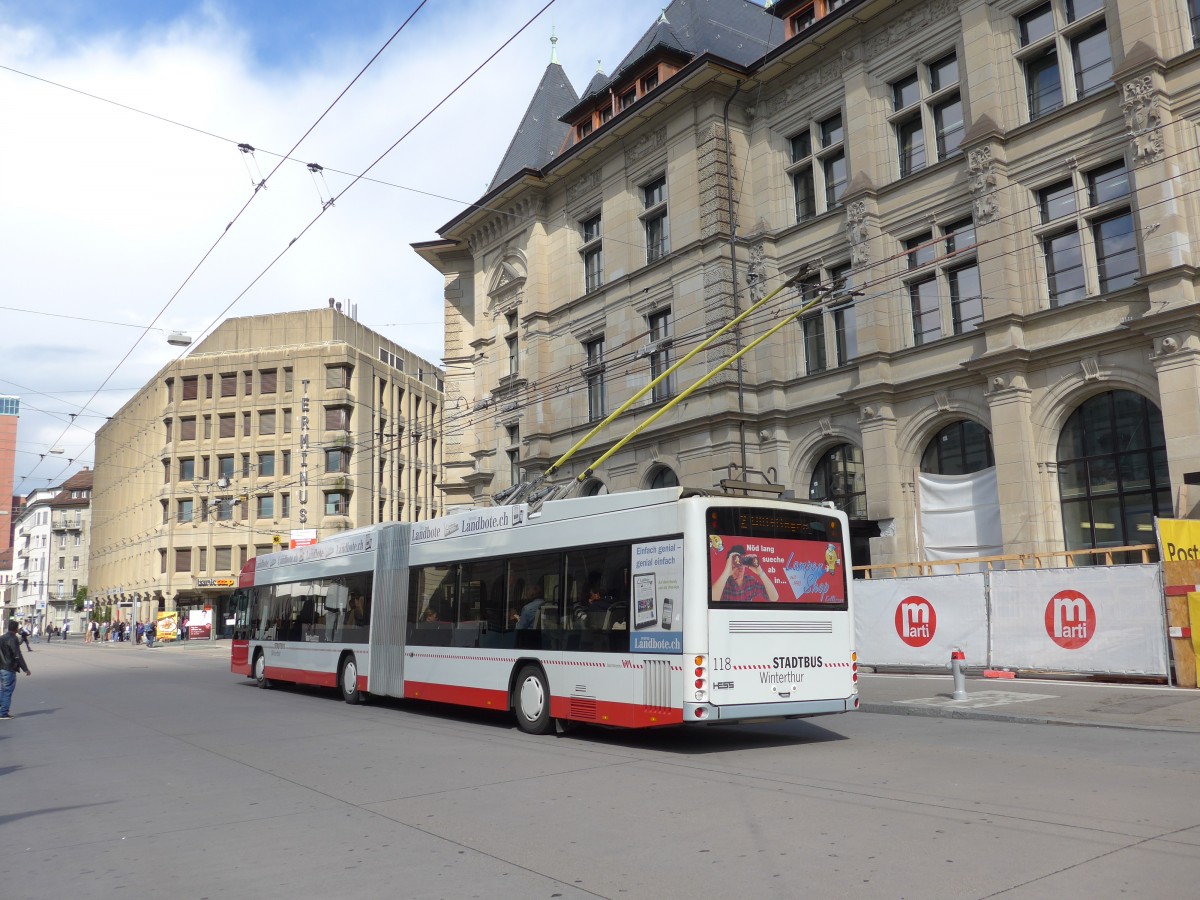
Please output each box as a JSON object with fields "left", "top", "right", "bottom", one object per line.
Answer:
{"left": 780, "top": 0, "right": 852, "bottom": 40}
{"left": 790, "top": 3, "right": 816, "bottom": 33}
{"left": 619, "top": 89, "right": 636, "bottom": 111}
{"left": 578, "top": 120, "right": 594, "bottom": 140}
{"left": 600, "top": 107, "right": 612, "bottom": 124}
{"left": 641, "top": 71, "right": 659, "bottom": 94}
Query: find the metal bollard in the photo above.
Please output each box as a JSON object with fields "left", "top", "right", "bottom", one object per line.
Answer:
{"left": 951, "top": 649, "right": 968, "bottom": 700}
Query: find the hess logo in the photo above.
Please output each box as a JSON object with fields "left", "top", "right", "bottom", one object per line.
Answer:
{"left": 1045, "top": 589, "right": 1095, "bottom": 649}
{"left": 895, "top": 596, "right": 936, "bottom": 648}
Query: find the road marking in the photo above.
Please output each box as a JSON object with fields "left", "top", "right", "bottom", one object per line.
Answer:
{"left": 895, "top": 690, "right": 1058, "bottom": 710}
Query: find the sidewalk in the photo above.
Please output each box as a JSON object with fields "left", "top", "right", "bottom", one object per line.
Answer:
{"left": 859, "top": 671, "right": 1200, "bottom": 733}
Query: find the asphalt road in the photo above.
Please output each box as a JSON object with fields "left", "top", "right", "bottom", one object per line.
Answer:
{"left": 3, "top": 641, "right": 1198, "bottom": 899}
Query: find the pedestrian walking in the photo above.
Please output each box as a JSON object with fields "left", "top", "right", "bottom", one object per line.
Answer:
{"left": 61, "top": 620, "right": 70, "bottom": 641}
{"left": 17, "top": 623, "right": 32, "bottom": 653}
{"left": 1, "top": 620, "right": 32, "bottom": 719}
{"left": 145, "top": 619, "right": 157, "bottom": 648}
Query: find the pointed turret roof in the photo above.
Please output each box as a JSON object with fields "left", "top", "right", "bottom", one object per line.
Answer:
{"left": 582, "top": 63, "right": 609, "bottom": 100}
{"left": 487, "top": 61, "right": 579, "bottom": 192}
{"left": 561, "top": 0, "right": 783, "bottom": 123}
{"left": 611, "top": 0, "right": 778, "bottom": 83}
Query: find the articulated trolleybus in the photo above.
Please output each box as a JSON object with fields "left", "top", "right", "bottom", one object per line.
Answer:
{"left": 231, "top": 488, "right": 859, "bottom": 732}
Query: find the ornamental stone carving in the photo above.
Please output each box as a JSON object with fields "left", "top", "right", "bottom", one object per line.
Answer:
{"left": 764, "top": 56, "right": 848, "bottom": 117}
{"left": 967, "top": 147, "right": 999, "bottom": 225}
{"left": 565, "top": 170, "right": 601, "bottom": 204}
{"left": 626, "top": 126, "right": 667, "bottom": 164}
{"left": 846, "top": 201, "right": 870, "bottom": 266}
{"left": 864, "top": 0, "right": 960, "bottom": 58}
{"left": 1122, "top": 76, "right": 1164, "bottom": 165}
{"left": 746, "top": 242, "right": 767, "bottom": 303}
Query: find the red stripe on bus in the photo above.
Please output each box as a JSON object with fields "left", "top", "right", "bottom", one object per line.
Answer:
{"left": 403, "top": 681, "right": 683, "bottom": 728}
{"left": 231, "top": 640, "right": 250, "bottom": 675}
{"left": 265, "top": 665, "right": 338, "bottom": 689}
{"left": 404, "top": 681, "right": 509, "bottom": 710}
{"left": 549, "top": 696, "right": 684, "bottom": 728}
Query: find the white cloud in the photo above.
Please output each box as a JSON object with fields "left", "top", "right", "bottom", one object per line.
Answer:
{"left": 0, "top": 0, "right": 648, "bottom": 487}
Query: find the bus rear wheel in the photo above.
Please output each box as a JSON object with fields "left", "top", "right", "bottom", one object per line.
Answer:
{"left": 253, "top": 651, "right": 272, "bottom": 689}
{"left": 514, "top": 665, "right": 552, "bottom": 735}
{"left": 340, "top": 654, "right": 362, "bottom": 704}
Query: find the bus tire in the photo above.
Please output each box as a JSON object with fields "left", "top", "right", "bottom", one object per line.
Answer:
{"left": 339, "top": 653, "right": 362, "bottom": 704}
{"left": 513, "top": 664, "right": 552, "bottom": 735}
{"left": 253, "top": 650, "right": 272, "bottom": 689}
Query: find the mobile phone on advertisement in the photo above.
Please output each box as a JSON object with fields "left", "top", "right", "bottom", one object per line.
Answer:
{"left": 633, "top": 573, "right": 657, "bottom": 629}
{"left": 743, "top": 555, "right": 758, "bottom": 568}
{"left": 660, "top": 597, "right": 673, "bottom": 629}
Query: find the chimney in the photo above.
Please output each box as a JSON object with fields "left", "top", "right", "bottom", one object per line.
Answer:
{"left": 328, "top": 297, "right": 336, "bottom": 309}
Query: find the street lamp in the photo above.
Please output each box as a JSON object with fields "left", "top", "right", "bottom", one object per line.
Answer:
{"left": 166, "top": 332, "right": 193, "bottom": 347}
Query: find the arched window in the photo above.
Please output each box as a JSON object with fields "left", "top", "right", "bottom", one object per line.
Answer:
{"left": 648, "top": 466, "right": 679, "bottom": 490}
{"left": 809, "top": 443, "right": 866, "bottom": 518}
{"left": 581, "top": 479, "right": 609, "bottom": 497}
{"left": 920, "top": 420, "right": 994, "bottom": 474}
{"left": 1057, "top": 390, "right": 1169, "bottom": 553}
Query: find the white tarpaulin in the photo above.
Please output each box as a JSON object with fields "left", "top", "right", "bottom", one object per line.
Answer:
{"left": 917, "top": 468, "right": 1003, "bottom": 569}
{"left": 989, "top": 566, "right": 1168, "bottom": 675}
{"left": 855, "top": 574, "right": 989, "bottom": 667}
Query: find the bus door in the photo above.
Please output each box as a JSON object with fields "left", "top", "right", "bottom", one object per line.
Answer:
{"left": 230, "top": 588, "right": 253, "bottom": 675}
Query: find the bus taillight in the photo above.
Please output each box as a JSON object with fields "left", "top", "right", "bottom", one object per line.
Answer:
{"left": 694, "top": 655, "right": 708, "bottom": 702}
{"left": 852, "top": 650, "right": 859, "bottom": 683}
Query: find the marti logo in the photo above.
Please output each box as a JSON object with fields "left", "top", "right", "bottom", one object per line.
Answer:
{"left": 1045, "top": 589, "right": 1096, "bottom": 649}
{"left": 895, "top": 596, "right": 936, "bottom": 648}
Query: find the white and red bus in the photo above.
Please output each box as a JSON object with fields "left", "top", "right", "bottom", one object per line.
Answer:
{"left": 231, "top": 488, "right": 858, "bottom": 732}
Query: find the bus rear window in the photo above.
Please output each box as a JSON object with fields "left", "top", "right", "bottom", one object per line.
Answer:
{"left": 707, "top": 506, "right": 847, "bottom": 608}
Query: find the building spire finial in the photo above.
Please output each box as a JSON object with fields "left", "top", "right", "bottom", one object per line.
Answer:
{"left": 550, "top": 28, "right": 558, "bottom": 65}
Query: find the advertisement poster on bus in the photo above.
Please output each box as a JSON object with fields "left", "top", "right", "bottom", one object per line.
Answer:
{"left": 708, "top": 533, "right": 845, "bottom": 604}
{"left": 629, "top": 539, "right": 683, "bottom": 653}
{"left": 156, "top": 611, "right": 178, "bottom": 642}
{"left": 187, "top": 608, "right": 213, "bottom": 640}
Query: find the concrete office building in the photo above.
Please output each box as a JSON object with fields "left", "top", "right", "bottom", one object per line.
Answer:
{"left": 417, "top": 0, "right": 1200, "bottom": 569}
{"left": 90, "top": 305, "right": 445, "bottom": 626}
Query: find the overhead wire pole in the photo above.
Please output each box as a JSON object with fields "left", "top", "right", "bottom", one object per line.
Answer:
{"left": 522, "top": 266, "right": 813, "bottom": 500}
{"left": 572, "top": 282, "right": 855, "bottom": 490}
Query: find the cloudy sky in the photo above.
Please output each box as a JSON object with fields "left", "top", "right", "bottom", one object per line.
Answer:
{"left": 0, "top": 0, "right": 653, "bottom": 493}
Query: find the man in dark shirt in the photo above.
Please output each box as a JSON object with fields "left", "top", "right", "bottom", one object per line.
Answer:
{"left": 1, "top": 619, "right": 33, "bottom": 719}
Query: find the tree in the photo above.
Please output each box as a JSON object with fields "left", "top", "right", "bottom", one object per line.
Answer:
{"left": 74, "top": 585, "right": 88, "bottom": 613}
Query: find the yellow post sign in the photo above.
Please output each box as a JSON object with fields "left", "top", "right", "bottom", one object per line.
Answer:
{"left": 1155, "top": 518, "right": 1200, "bottom": 688}
{"left": 156, "top": 611, "right": 178, "bottom": 643}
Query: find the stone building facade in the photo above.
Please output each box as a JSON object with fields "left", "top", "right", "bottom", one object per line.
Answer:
{"left": 90, "top": 306, "right": 444, "bottom": 625}
{"left": 417, "top": 0, "right": 1200, "bottom": 569}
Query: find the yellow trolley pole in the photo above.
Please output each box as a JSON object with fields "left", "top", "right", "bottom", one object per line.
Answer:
{"left": 575, "top": 288, "right": 837, "bottom": 483}
{"left": 540, "top": 268, "right": 812, "bottom": 483}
